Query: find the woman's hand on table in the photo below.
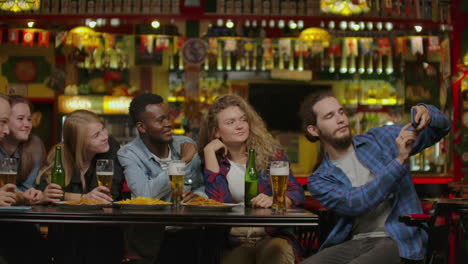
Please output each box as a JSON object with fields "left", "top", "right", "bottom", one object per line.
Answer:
{"left": 251, "top": 193, "right": 273, "bottom": 208}
{"left": 23, "top": 188, "right": 43, "bottom": 204}
{"left": 0, "top": 184, "right": 16, "bottom": 206}
{"left": 83, "top": 186, "right": 113, "bottom": 203}
{"left": 41, "top": 183, "right": 64, "bottom": 203}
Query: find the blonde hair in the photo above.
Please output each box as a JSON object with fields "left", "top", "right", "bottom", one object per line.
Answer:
{"left": 37, "top": 110, "right": 104, "bottom": 187}
{"left": 198, "top": 94, "right": 279, "bottom": 172}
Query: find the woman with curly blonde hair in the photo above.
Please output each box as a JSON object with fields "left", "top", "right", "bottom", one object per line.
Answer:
{"left": 198, "top": 94, "right": 304, "bottom": 264}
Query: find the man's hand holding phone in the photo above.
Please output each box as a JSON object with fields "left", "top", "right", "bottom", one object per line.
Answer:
{"left": 410, "top": 105, "right": 430, "bottom": 132}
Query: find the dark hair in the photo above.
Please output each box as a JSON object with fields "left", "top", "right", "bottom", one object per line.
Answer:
{"left": 129, "top": 93, "right": 164, "bottom": 125}
{"left": 299, "top": 90, "right": 335, "bottom": 142}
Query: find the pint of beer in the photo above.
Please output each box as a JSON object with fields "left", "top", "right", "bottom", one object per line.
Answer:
{"left": 96, "top": 171, "right": 113, "bottom": 189}
{"left": 96, "top": 159, "right": 113, "bottom": 196}
{"left": 0, "top": 158, "right": 17, "bottom": 187}
{"left": 168, "top": 160, "right": 185, "bottom": 209}
{"left": 270, "top": 161, "right": 289, "bottom": 213}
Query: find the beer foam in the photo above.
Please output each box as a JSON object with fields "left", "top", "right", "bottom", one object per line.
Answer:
{"left": 168, "top": 165, "right": 185, "bottom": 175}
{"left": 0, "top": 170, "right": 16, "bottom": 174}
{"left": 96, "top": 171, "right": 113, "bottom": 176}
{"left": 270, "top": 167, "right": 289, "bottom": 175}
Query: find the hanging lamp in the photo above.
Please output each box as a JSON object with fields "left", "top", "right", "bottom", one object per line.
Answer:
{"left": 0, "top": 0, "right": 40, "bottom": 12}
{"left": 320, "top": 0, "right": 370, "bottom": 16}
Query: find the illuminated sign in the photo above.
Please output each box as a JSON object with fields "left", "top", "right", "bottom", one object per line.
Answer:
{"left": 58, "top": 96, "right": 102, "bottom": 114}
{"left": 103, "top": 96, "right": 132, "bottom": 114}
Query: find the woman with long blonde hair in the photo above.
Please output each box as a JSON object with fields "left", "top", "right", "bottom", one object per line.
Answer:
{"left": 38, "top": 110, "right": 123, "bottom": 202}
{"left": 37, "top": 109, "right": 124, "bottom": 264}
{"left": 198, "top": 94, "right": 304, "bottom": 264}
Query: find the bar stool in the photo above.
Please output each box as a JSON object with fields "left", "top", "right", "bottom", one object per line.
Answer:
{"left": 399, "top": 202, "right": 450, "bottom": 264}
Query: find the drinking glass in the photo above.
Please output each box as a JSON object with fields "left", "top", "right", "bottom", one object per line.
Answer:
{"left": 168, "top": 160, "right": 186, "bottom": 209}
{"left": 270, "top": 161, "right": 289, "bottom": 213}
{"left": 96, "top": 159, "right": 114, "bottom": 193}
{"left": 0, "top": 158, "right": 17, "bottom": 187}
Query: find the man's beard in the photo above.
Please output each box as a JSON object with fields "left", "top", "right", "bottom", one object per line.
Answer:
{"left": 319, "top": 128, "right": 352, "bottom": 151}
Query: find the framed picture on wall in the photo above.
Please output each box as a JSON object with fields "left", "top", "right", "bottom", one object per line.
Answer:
{"left": 6, "top": 83, "right": 28, "bottom": 96}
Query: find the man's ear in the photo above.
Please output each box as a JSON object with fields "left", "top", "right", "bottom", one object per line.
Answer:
{"left": 136, "top": 122, "right": 146, "bottom": 134}
{"left": 307, "top": 125, "right": 320, "bottom": 138}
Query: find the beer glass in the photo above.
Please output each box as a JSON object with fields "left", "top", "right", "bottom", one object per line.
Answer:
{"left": 96, "top": 159, "right": 113, "bottom": 194}
{"left": 0, "top": 158, "right": 17, "bottom": 187}
{"left": 168, "top": 160, "right": 185, "bottom": 209}
{"left": 270, "top": 161, "right": 289, "bottom": 213}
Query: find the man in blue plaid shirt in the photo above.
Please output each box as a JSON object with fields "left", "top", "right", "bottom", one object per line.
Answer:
{"left": 299, "top": 90, "right": 450, "bottom": 264}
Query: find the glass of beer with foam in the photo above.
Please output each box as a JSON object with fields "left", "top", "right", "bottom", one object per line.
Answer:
{"left": 0, "top": 158, "right": 17, "bottom": 187}
{"left": 96, "top": 159, "right": 113, "bottom": 196}
{"left": 168, "top": 160, "right": 185, "bottom": 209}
{"left": 270, "top": 161, "right": 289, "bottom": 213}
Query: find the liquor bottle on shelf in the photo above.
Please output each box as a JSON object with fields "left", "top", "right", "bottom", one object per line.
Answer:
{"left": 252, "top": 42, "right": 258, "bottom": 71}
{"left": 41, "top": 0, "right": 51, "bottom": 13}
{"left": 78, "top": 0, "right": 86, "bottom": 13}
{"left": 87, "top": 0, "right": 95, "bottom": 13}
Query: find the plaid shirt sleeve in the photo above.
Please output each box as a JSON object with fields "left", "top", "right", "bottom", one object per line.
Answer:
{"left": 410, "top": 104, "right": 451, "bottom": 154}
{"left": 202, "top": 157, "right": 235, "bottom": 203}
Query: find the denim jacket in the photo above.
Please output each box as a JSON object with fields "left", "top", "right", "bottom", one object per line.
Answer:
{"left": 117, "top": 135, "right": 205, "bottom": 201}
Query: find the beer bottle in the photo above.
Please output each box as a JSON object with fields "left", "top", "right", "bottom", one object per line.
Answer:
{"left": 51, "top": 146, "right": 65, "bottom": 200}
{"left": 244, "top": 148, "right": 258, "bottom": 207}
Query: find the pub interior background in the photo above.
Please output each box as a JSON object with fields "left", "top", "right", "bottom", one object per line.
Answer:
{"left": 0, "top": 0, "right": 467, "bottom": 262}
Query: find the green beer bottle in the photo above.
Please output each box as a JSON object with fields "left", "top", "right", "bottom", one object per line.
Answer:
{"left": 244, "top": 148, "right": 258, "bottom": 207}
{"left": 51, "top": 146, "right": 65, "bottom": 200}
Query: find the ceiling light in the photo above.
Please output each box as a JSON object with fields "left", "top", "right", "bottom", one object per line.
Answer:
{"left": 88, "top": 20, "right": 97, "bottom": 28}
{"left": 385, "top": 22, "right": 393, "bottom": 31}
{"left": 289, "top": 20, "right": 297, "bottom": 29}
{"left": 298, "top": 20, "right": 304, "bottom": 29}
{"left": 278, "top": 20, "right": 285, "bottom": 29}
{"left": 151, "top": 20, "right": 160, "bottom": 29}
{"left": 226, "top": 20, "right": 234, "bottom": 28}
{"left": 269, "top": 20, "right": 275, "bottom": 28}
{"left": 110, "top": 18, "right": 120, "bottom": 27}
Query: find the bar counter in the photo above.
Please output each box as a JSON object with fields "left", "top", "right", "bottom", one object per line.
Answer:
{"left": 0, "top": 205, "right": 319, "bottom": 227}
